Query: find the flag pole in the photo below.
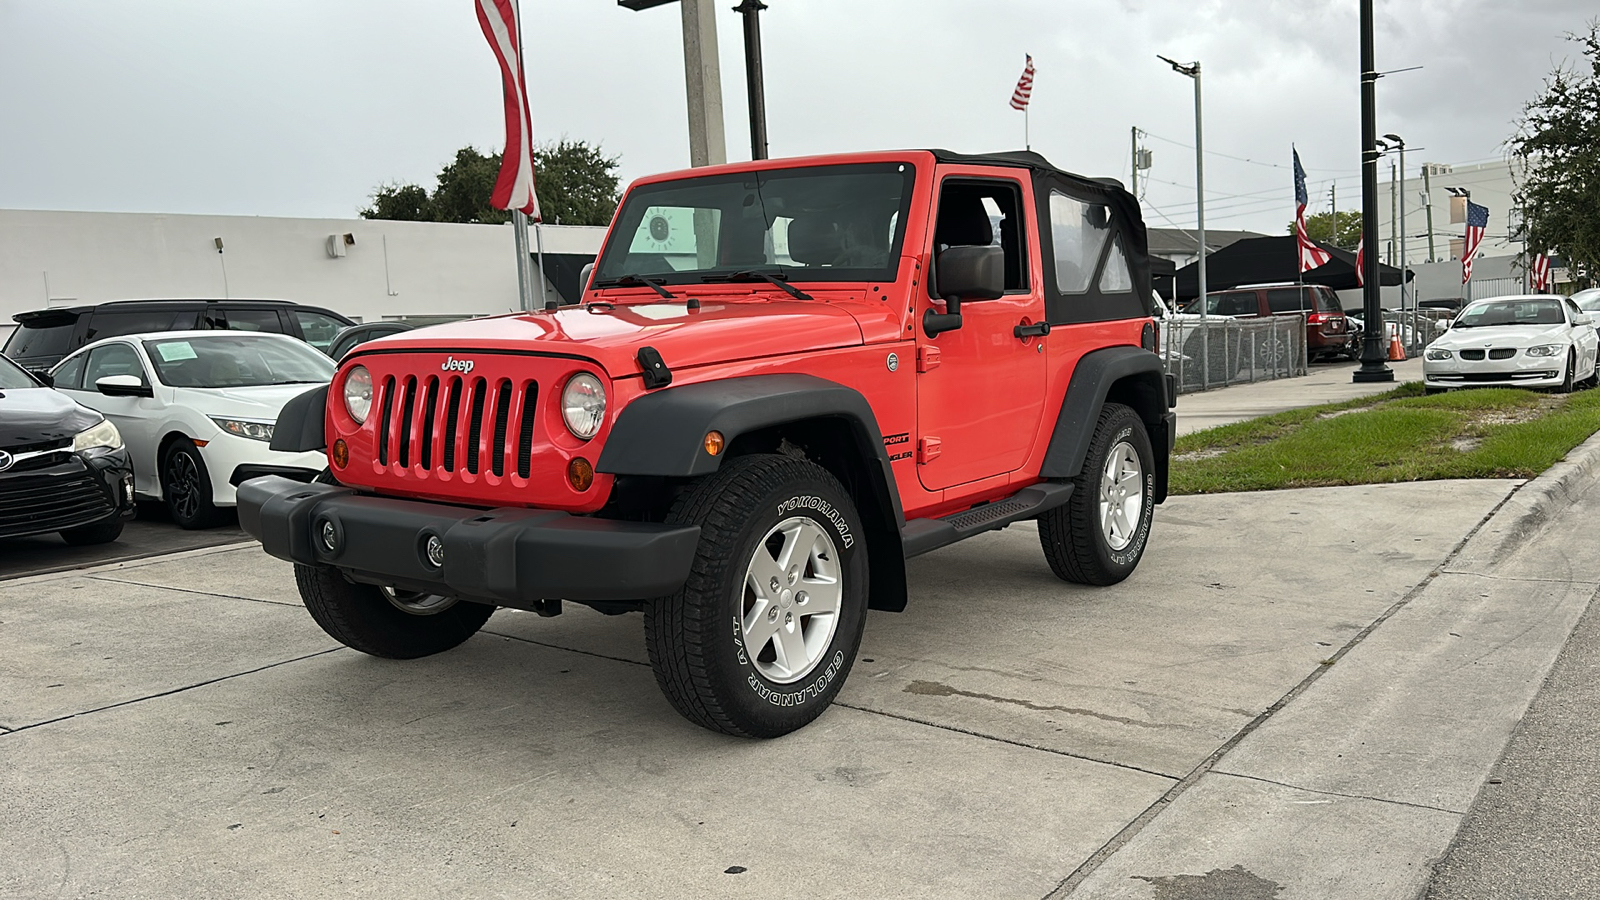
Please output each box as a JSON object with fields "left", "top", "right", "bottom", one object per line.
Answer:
{"left": 513, "top": 0, "right": 538, "bottom": 312}
{"left": 1025, "top": 106, "right": 1030, "bottom": 151}
{"left": 534, "top": 220, "right": 548, "bottom": 308}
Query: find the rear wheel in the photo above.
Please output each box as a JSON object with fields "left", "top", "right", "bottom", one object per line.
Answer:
{"left": 1038, "top": 403, "right": 1155, "bottom": 586}
{"left": 295, "top": 565, "right": 494, "bottom": 659}
{"left": 645, "top": 454, "right": 868, "bottom": 738}
{"left": 162, "top": 439, "right": 222, "bottom": 529}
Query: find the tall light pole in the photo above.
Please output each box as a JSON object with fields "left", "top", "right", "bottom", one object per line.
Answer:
{"left": 1159, "top": 56, "right": 1206, "bottom": 317}
{"left": 1354, "top": 0, "right": 1393, "bottom": 383}
{"left": 1383, "top": 133, "right": 1409, "bottom": 349}
{"left": 734, "top": 0, "right": 769, "bottom": 160}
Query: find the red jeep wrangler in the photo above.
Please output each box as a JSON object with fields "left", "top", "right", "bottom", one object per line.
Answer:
{"left": 242, "top": 150, "right": 1175, "bottom": 738}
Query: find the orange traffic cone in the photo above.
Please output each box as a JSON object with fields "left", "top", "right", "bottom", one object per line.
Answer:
{"left": 1387, "top": 326, "right": 1406, "bottom": 361}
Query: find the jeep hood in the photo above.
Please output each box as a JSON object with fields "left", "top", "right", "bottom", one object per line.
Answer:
{"left": 354, "top": 298, "right": 866, "bottom": 377}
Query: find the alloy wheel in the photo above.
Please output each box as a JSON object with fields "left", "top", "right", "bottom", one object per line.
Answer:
{"left": 1099, "top": 440, "right": 1145, "bottom": 552}
{"left": 740, "top": 515, "right": 843, "bottom": 684}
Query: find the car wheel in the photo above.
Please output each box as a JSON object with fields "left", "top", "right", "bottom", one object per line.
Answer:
{"left": 645, "top": 453, "right": 868, "bottom": 738}
{"left": 162, "top": 439, "right": 222, "bottom": 529}
{"left": 1561, "top": 349, "right": 1576, "bottom": 393}
{"left": 1424, "top": 387, "right": 1447, "bottom": 396}
{"left": 1038, "top": 403, "right": 1155, "bottom": 586}
{"left": 59, "top": 518, "right": 125, "bottom": 546}
{"left": 294, "top": 564, "right": 494, "bottom": 659}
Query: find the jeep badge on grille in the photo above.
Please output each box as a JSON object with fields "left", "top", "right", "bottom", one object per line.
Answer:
{"left": 441, "top": 356, "right": 475, "bottom": 374}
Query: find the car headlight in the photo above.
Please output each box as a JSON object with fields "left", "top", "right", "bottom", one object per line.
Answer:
{"left": 1525, "top": 344, "right": 1562, "bottom": 357}
{"left": 1425, "top": 347, "right": 1453, "bottom": 360}
{"left": 73, "top": 419, "right": 123, "bottom": 452}
{"left": 561, "top": 373, "right": 607, "bottom": 440}
{"left": 343, "top": 365, "right": 373, "bottom": 424}
{"left": 211, "top": 417, "right": 275, "bottom": 442}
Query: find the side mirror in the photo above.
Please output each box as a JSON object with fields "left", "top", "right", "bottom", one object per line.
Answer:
{"left": 1575, "top": 314, "right": 1593, "bottom": 327}
{"left": 925, "top": 245, "right": 1005, "bottom": 338}
{"left": 96, "top": 374, "right": 153, "bottom": 398}
{"left": 33, "top": 370, "right": 54, "bottom": 387}
{"left": 578, "top": 262, "right": 596, "bottom": 297}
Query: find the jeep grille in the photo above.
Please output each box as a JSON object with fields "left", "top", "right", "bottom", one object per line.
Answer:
{"left": 375, "top": 374, "right": 539, "bottom": 478}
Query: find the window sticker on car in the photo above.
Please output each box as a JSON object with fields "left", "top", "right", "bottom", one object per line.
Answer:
{"left": 156, "top": 341, "right": 198, "bottom": 362}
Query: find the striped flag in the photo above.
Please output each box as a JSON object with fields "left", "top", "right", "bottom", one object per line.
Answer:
{"left": 1531, "top": 252, "right": 1552, "bottom": 292}
{"left": 1461, "top": 201, "right": 1489, "bottom": 284}
{"left": 1294, "top": 148, "right": 1331, "bottom": 272}
{"left": 1355, "top": 235, "right": 1365, "bottom": 287}
{"left": 1010, "top": 55, "right": 1035, "bottom": 110}
{"left": 477, "top": 0, "right": 541, "bottom": 219}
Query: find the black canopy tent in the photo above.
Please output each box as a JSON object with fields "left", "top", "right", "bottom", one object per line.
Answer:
{"left": 1173, "top": 235, "right": 1408, "bottom": 301}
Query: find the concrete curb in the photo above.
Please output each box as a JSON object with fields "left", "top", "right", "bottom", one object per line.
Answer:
{"left": 1449, "top": 427, "right": 1600, "bottom": 571}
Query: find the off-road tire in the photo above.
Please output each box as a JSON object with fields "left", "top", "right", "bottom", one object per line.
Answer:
{"left": 162, "top": 439, "right": 223, "bottom": 529}
{"left": 294, "top": 564, "right": 495, "bottom": 659}
{"left": 644, "top": 453, "right": 868, "bottom": 738}
{"left": 1037, "top": 402, "right": 1155, "bottom": 586}
{"left": 59, "top": 518, "right": 125, "bottom": 546}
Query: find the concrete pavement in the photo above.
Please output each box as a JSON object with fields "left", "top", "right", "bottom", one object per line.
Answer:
{"left": 2, "top": 365, "right": 1597, "bottom": 898}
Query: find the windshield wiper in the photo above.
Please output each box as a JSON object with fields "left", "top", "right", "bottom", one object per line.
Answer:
{"left": 591, "top": 273, "right": 676, "bottom": 300}
{"left": 704, "top": 269, "right": 815, "bottom": 302}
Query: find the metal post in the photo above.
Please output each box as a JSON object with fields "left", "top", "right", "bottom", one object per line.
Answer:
{"left": 1423, "top": 165, "right": 1436, "bottom": 263}
{"left": 1130, "top": 127, "right": 1139, "bottom": 197}
{"left": 1193, "top": 64, "right": 1207, "bottom": 323}
{"left": 680, "top": 0, "right": 728, "bottom": 167}
{"left": 534, "top": 220, "right": 548, "bottom": 308}
{"left": 734, "top": 0, "right": 768, "bottom": 160}
{"left": 1354, "top": 0, "right": 1393, "bottom": 382}
{"left": 512, "top": 212, "right": 532, "bottom": 311}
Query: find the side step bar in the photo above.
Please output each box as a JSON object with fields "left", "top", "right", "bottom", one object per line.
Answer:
{"left": 899, "top": 482, "right": 1074, "bottom": 559}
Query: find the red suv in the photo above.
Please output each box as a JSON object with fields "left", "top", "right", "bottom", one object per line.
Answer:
{"left": 240, "top": 150, "right": 1175, "bottom": 737}
{"left": 1186, "top": 283, "right": 1356, "bottom": 361}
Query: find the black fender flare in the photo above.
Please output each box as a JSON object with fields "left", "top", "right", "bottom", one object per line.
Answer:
{"left": 270, "top": 385, "right": 329, "bottom": 453}
{"left": 597, "top": 373, "right": 909, "bottom": 611}
{"left": 1040, "top": 346, "right": 1173, "bottom": 501}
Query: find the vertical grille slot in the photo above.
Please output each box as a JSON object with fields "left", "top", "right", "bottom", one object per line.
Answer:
{"left": 377, "top": 376, "right": 396, "bottom": 465}
{"left": 442, "top": 377, "right": 462, "bottom": 472}
{"left": 466, "top": 377, "right": 487, "bottom": 474}
{"left": 420, "top": 376, "right": 440, "bottom": 470}
{"left": 517, "top": 382, "right": 538, "bottom": 478}
{"left": 397, "top": 376, "right": 418, "bottom": 467}
{"left": 491, "top": 379, "right": 513, "bottom": 476}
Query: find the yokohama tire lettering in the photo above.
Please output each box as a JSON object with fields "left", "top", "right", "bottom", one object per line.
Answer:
{"left": 775, "top": 496, "right": 855, "bottom": 548}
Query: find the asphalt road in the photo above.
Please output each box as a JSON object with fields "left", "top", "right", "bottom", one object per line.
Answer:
{"left": 0, "top": 502, "right": 248, "bottom": 580}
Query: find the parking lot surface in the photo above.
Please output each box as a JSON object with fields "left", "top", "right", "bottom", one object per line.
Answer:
{"left": 0, "top": 504, "right": 246, "bottom": 580}
{"left": 7, "top": 470, "right": 1580, "bottom": 899}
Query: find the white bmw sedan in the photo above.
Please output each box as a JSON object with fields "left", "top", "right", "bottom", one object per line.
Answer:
{"left": 48, "top": 331, "right": 333, "bottom": 528}
{"left": 1423, "top": 295, "right": 1600, "bottom": 394}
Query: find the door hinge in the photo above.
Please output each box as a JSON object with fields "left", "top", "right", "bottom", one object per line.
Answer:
{"left": 917, "top": 346, "right": 941, "bottom": 372}
{"left": 917, "top": 436, "right": 942, "bottom": 464}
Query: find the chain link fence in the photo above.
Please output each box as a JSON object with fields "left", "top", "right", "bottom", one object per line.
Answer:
{"left": 1163, "top": 315, "right": 1309, "bottom": 394}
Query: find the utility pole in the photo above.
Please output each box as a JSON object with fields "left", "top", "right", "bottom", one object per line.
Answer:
{"left": 1385, "top": 134, "right": 1409, "bottom": 349}
{"left": 1388, "top": 160, "right": 1397, "bottom": 265}
{"left": 1131, "top": 126, "right": 1139, "bottom": 197}
{"left": 1422, "top": 165, "right": 1436, "bottom": 262}
{"left": 679, "top": 0, "right": 727, "bottom": 166}
{"left": 1354, "top": 0, "right": 1393, "bottom": 383}
{"left": 1329, "top": 184, "right": 1338, "bottom": 246}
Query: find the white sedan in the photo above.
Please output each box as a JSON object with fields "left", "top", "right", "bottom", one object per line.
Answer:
{"left": 1423, "top": 295, "right": 1600, "bottom": 394}
{"left": 48, "top": 331, "right": 333, "bottom": 528}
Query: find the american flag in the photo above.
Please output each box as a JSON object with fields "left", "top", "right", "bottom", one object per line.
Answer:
{"left": 1461, "top": 201, "right": 1489, "bottom": 284}
{"left": 1531, "top": 252, "right": 1552, "bottom": 292}
{"left": 1355, "top": 234, "right": 1365, "bottom": 287}
{"left": 476, "top": 0, "right": 541, "bottom": 219}
{"left": 1010, "top": 55, "right": 1035, "bottom": 110}
{"left": 1294, "top": 149, "right": 1331, "bottom": 272}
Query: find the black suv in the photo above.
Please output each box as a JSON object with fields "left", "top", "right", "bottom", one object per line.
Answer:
{"left": 4, "top": 299, "right": 355, "bottom": 372}
{"left": 0, "top": 354, "right": 136, "bottom": 545}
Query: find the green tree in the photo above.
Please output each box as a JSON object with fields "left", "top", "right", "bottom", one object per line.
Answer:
{"left": 361, "top": 140, "right": 622, "bottom": 227}
{"left": 1510, "top": 21, "right": 1600, "bottom": 286}
{"left": 1285, "top": 210, "right": 1362, "bottom": 249}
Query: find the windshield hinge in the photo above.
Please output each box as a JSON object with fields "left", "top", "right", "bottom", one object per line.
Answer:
{"left": 637, "top": 346, "right": 673, "bottom": 390}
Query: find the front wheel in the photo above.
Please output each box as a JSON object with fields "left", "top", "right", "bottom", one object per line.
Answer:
{"left": 162, "top": 439, "right": 222, "bottom": 529}
{"left": 1560, "top": 349, "right": 1576, "bottom": 393}
{"left": 645, "top": 454, "right": 868, "bottom": 738}
{"left": 1037, "top": 403, "right": 1156, "bottom": 586}
{"left": 295, "top": 565, "right": 495, "bottom": 659}
{"left": 60, "top": 518, "right": 125, "bottom": 546}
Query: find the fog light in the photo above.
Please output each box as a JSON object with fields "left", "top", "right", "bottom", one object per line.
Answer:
{"left": 122, "top": 476, "right": 134, "bottom": 504}
{"left": 424, "top": 534, "right": 445, "bottom": 568}
{"left": 704, "top": 430, "right": 725, "bottom": 456}
{"left": 319, "top": 520, "right": 338, "bottom": 552}
{"left": 567, "top": 457, "right": 594, "bottom": 492}
{"left": 332, "top": 439, "right": 349, "bottom": 468}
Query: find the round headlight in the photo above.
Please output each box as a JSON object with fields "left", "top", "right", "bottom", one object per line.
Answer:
{"left": 343, "top": 365, "right": 373, "bottom": 424}
{"left": 561, "top": 373, "right": 606, "bottom": 440}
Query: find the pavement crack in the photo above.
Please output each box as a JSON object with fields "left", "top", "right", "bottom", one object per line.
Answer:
{"left": 902, "top": 680, "right": 1180, "bottom": 729}
{"left": 831, "top": 701, "right": 1182, "bottom": 781}
{"left": 85, "top": 575, "right": 302, "bottom": 608}
{"left": 1438, "top": 569, "right": 1600, "bottom": 585}
{"left": 1041, "top": 483, "right": 1526, "bottom": 900}
{"left": 3, "top": 648, "right": 341, "bottom": 735}
{"left": 1209, "top": 770, "right": 1465, "bottom": 815}
{"left": 479, "top": 628, "right": 649, "bottom": 668}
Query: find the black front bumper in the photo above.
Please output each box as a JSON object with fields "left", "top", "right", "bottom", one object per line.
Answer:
{"left": 236, "top": 477, "right": 700, "bottom": 607}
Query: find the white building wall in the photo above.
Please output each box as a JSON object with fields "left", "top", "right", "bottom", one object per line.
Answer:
{"left": 0, "top": 209, "right": 605, "bottom": 325}
{"left": 1374, "top": 158, "right": 1525, "bottom": 268}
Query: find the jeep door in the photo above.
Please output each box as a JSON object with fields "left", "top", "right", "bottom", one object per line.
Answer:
{"left": 914, "top": 170, "right": 1047, "bottom": 491}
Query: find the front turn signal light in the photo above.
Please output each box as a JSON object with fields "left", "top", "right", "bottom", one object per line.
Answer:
{"left": 704, "top": 430, "right": 725, "bottom": 456}
{"left": 567, "top": 457, "right": 594, "bottom": 492}
{"left": 331, "top": 439, "right": 349, "bottom": 468}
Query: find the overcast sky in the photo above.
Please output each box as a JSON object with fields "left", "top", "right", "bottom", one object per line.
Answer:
{"left": 0, "top": 0, "right": 1592, "bottom": 236}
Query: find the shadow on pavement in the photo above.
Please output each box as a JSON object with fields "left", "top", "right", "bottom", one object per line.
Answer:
{"left": 0, "top": 502, "right": 248, "bottom": 580}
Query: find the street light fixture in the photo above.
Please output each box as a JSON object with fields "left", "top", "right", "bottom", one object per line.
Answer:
{"left": 1353, "top": 0, "right": 1393, "bottom": 382}
{"left": 1157, "top": 55, "right": 1206, "bottom": 320}
{"left": 1382, "top": 133, "right": 1413, "bottom": 351}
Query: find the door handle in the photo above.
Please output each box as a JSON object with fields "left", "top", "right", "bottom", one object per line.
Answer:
{"left": 1014, "top": 321, "right": 1051, "bottom": 339}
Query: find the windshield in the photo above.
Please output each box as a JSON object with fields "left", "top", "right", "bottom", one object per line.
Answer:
{"left": 143, "top": 335, "right": 334, "bottom": 388}
{"left": 1575, "top": 291, "right": 1600, "bottom": 312}
{"left": 0, "top": 355, "right": 40, "bottom": 388}
{"left": 593, "top": 162, "right": 916, "bottom": 286}
{"left": 1453, "top": 298, "right": 1566, "bottom": 328}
